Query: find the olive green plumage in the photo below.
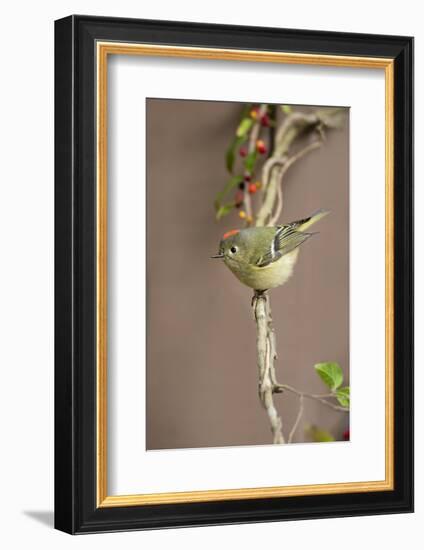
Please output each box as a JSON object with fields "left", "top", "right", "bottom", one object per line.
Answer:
{"left": 212, "top": 209, "right": 329, "bottom": 291}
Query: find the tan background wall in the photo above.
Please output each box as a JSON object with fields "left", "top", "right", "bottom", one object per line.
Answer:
{"left": 146, "top": 99, "right": 349, "bottom": 450}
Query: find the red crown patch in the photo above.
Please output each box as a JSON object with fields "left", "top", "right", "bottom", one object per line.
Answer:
{"left": 222, "top": 229, "right": 240, "bottom": 240}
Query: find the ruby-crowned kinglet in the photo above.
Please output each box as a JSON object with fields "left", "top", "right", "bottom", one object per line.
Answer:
{"left": 211, "top": 209, "right": 329, "bottom": 291}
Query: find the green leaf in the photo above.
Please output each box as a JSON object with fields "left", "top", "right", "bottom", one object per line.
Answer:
{"left": 244, "top": 151, "right": 257, "bottom": 172}
{"left": 214, "top": 175, "right": 244, "bottom": 211}
{"left": 335, "top": 387, "right": 350, "bottom": 408}
{"left": 216, "top": 202, "right": 235, "bottom": 220}
{"left": 226, "top": 135, "right": 245, "bottom": 173}
{"left": 305, "top": 425, "right": 335, "bottom": 443}
{"left": 236, "top": 117, "right": 253, "bottom": 137}
{"left": 281, "top": 105, "right": 292, "bottom": 114}
{"left": 314, "top": 362, "right": 344, "bottom": 391}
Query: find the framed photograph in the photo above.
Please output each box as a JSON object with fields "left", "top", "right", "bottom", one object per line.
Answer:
{"left": 54, "top": 15, "right": 413, "bottom": 534}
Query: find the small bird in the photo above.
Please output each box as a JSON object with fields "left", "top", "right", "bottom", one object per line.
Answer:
{"left": 211, "top": 210, "right": 329, "bottom": 291}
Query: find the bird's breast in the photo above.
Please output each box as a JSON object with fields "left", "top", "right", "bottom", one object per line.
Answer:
{"left": 226, "top": 249, "right": 299, "bottom": 290}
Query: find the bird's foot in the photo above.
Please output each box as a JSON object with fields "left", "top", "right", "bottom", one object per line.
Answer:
{"left": 251, "top": 289, "right": 267, "bottom": 308}
{"left": 251, "top": 290, "right": 268, "bottom": 321}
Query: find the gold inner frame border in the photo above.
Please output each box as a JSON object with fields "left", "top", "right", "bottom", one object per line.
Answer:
{"left": 96, "top": 42, "right": 394, "bottom": 508}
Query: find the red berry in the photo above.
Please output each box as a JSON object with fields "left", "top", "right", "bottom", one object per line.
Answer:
{"left": 260, "top": 114, "right": 270, "bottom": 127}
{"left": 244, "top": 174, "right": 251, "bottom": 182}
{"left": 343, "top": 429, "right": 350, "bottom": 441}
{"left": 239, "top": 146, "right": 247, "bottom": 157}
{"left": 248, "top": 183, "right": 257, "bottom": 194}
{"left": 256, "top": 139, "right": 267, "bottom": 154}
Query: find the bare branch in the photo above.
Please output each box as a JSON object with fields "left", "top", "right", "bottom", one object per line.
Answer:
{"left": 268, "top": 173, "right": 284, "bottom": 227}
{"left": 261, "top": 156, "right": 286, "bottom": 192}
{"left": 279, "top": 384, "right": 349, "bottom": 413}
{"left": 256, "top": 110, "right": 326, "bottom": 227}
{"left": 253, "top": 291, "right": 285, "bottom": 443}
{"left": 268, "top": 139, "right": 322, "bottom": 226}
{"left": 288, "top": 395, "right": 304, "bottom": 443}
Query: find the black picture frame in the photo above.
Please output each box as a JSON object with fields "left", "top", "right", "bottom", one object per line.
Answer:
{"left": 55, "top": 15, "right": 413, "bottom": 534}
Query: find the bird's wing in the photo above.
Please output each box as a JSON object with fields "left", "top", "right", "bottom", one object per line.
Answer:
{"left": 256, "top": 225, "right": 313, "bottom": 268}
{"left": 288, "top": 209, "right": 329, "bottom": 232}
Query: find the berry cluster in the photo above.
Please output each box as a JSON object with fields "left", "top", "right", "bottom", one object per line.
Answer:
{"left": 238, "top": 210, "right": 253, "bottom": 224}
{"left": 238, "top": 138, "right": 267, "bottom": 158}
{"left": 234, "top": 180, "right": 261, "bottom": 208}
{"left": 215, "top": 103, "right": 274, "bottom": 225}
{"left": 250, "top": 106, "right": 271, "bottom": 127}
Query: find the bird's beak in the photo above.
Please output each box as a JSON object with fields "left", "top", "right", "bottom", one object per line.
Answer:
{"left": 210, "top": 253, "right": 224, "bottom": 259}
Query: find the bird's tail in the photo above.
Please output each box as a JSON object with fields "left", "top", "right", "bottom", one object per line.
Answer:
{"left": 297, "top": 209, "right": 330, "bottom": 232}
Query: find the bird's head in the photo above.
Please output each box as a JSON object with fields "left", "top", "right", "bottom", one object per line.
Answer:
{"left": 211, "top": 229, "right": 252, "bottom": 267}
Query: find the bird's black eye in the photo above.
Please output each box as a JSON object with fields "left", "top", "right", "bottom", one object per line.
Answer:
{"left": 230, "top": 246, "right": 237, "bottom": 254}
